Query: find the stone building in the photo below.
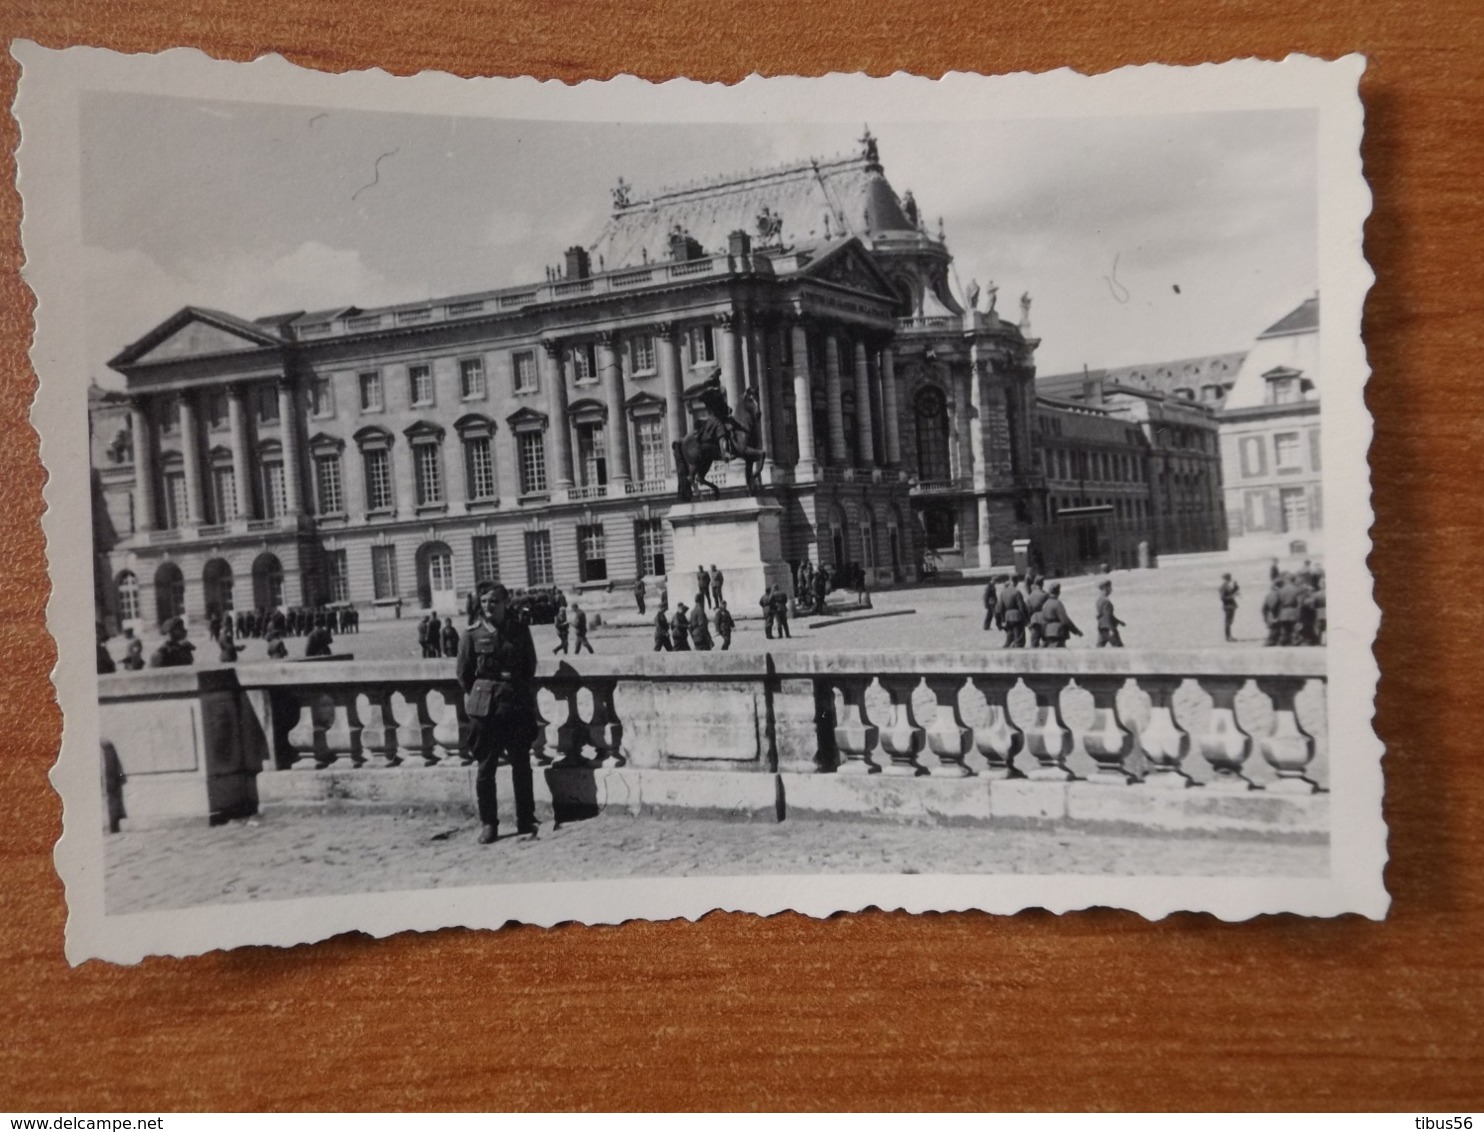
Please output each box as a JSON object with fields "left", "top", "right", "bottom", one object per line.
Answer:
{"left": 1217, "top": 295, "right": 1322, "bottom": 555}
{"left": 92, "top": 131, "right": 1056, "bottom": 632}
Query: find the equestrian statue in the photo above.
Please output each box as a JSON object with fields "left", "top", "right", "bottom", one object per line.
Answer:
{"left": 673, "top": 375, "right": 766, "bottom": 501}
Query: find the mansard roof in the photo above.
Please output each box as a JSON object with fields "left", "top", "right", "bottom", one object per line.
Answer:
{"left": 589, "top": 148, "right": 928, "bottom": 271}
{"left": 1258, "top": 295, "right": 1319, "bottom": 338}
{"left": 1038, "top": 350, "right": 1249, "bottom": 402}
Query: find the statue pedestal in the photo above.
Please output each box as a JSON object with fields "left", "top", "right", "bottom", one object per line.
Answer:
{"left": 667, "top": 497, "right": 793, "bottom": 617}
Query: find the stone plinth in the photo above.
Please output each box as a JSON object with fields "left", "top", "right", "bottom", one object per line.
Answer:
{"left": 666, "top": 496, "right": 793, "bottom": 616}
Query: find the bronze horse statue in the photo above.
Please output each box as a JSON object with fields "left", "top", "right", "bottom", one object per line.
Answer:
{"left": 673, "top": 377, "right": 766, "bottom": 501}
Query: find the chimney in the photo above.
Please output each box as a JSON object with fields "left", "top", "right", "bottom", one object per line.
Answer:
{"left": 728, "top": 229, "right": 752, "bottom": 257}
{"left": 668, "top": 225, "right": 703, "bottom": 262}
{"left": 564, "top": 245, "right": 591, "bottom": 280}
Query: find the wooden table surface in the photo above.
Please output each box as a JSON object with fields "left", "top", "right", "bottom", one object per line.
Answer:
{"left": 2, "top": 0, "right": 1481, "bottom": 1111}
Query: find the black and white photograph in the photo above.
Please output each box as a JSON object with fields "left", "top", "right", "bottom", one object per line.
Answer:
{"left": 17, "top": 47, "right": 1382, "bottom": 961}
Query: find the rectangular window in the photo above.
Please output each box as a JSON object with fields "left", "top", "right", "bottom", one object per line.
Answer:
{"left": 262, "top": 462, "right": 287, "bottom": 519}
{"left": 164, "top": 470, "right": 188, "bottom": 529}
{"left": 1269, "top": 377, "right": 1299, "bottom": 405}
{"left": 635, "top": 519, "right": 666, "bottom": 576}
{"left": 414, "top": 443, "right": 444, "bottom": 506}
{"left": 1308, "top": 428, "right": 1322, "bottom": 472}
{"left": 572, "top": 343, "right": 597, "bottom": 384}
{"left": 460, "top": 357, "right": 486, "bottom": 400}
{"left": 578, "top": 523, "right": 607, "bottom": 582}
{"left": 630, "top": 334, "right": 656, "bottom": 374}
{"left": 311, "top": 377, "right": 335, "bottom": 418}
{"left": 1239, "top": 436, "right": 1267, "bottom": 478}
{"left": 472, "top": 535, "right": 500, "bottom": 585}
{"left": 1245, "top": 490, "right": 1268, "bottom": 531}
{"left": 408, "top": 364, "right": 434, "bottom": 407}
{"left": 465, "top": 435, "right": 497, "bottom": 500}
{"left": 363, "top": 448, "right": 394, "bottom": 511}
{"left": 257, "top": 384, "right": 280, "bottom": 424}
{"left": 1274, "top": 431, "right": 1302, "bottom": 472}
{"left": 635, "top": 416, "right": 667, "bottom": 480}
{"left": 212, "top": 465, "right": 238, "bottom": 522}
{"left": 512, "top": 351, "right": 538, "bottom": 394}
{"left": 327, "top": 549, "right": 350, "bottom": 603}
{"left": 371, "top": 545, "right": 399, "bottom": 600}
{"left": 576, "top": 423, "right": 608, "bottom": 487}
{"left": 315, "top": 453, "right": 343, "bottom": 514}
{"left": 359, "top": 371, "right": 384, "bottom": 412}
{"left": 524, "top": 530, "right": 553, "bottom": 587}
{"left": 689, "top": 325, "right": 715, "bottom": 366}
{"left": 518, "top": 432, "right": 547, "bottom": 494}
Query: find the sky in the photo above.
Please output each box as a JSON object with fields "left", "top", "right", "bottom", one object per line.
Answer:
{"left": 80, "top": 92, "right": 1317, "bottom": 386}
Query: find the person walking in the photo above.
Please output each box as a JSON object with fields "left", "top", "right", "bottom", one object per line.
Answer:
{"left": 652, "top": 600, "right": 672, "bottom": 651}
{"left": 671, "top": 602, "right": 691, "bottom": 651}
{"left": 1262, "top": 577, "right": 1285, "bottom": 646}
{"left": 1219, "top": 573, "right": 1241, "bottom": 642}
{"left": 771, "top": 584, "right": 792, "bottom": 639}
{"left": 440, "top": 616, "right": 460, "bottom": 658}
{"left": 1094, "top": 579, "right": 1125, "bottom": 647}
{"left": 552, "top": 603, "right": 570, "bottom": 654}
{"left": 696, "top": 565, "right": 712, "bottom": 611}
{"left": 1040, "top": 583, "right": 1082, "bottom": 648}
{"left": 715, "top": 601, "right": 735, "bottom": 650}
{"left": 688, "top": 597, "right": 714, "bottom": 651}
{"left": 633, "top": 576, "right": 647, "bottom": 616}
{"left": 983, "top": 576, "right": 1002, "bottom": 633}
{"left": 709, "top": 564, "right": 725, "bottom": 609}
{"left": 1026, "top": 576, "right": 1049, "bottom": 649}
{"left": 572, "top": 603, "right": 594, "bottom": 653}
{"left": 457, "top": 582, "right": 540, "bottom": 845}
{"left": 996, "top": 575, "right": 1028, "bottom": 648}
{"left": 1276, "top": 573, "right": 1302, "bottom": 646}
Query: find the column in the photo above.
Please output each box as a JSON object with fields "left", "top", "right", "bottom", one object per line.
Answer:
{"left": 790, "top": 322, "right": 816, "bottom": 475}
{"left": 226, "top": 384, "right": 255, "bottom": 520}
{"left": 658, "top": 324, "right": 685, "bottom": 474}
{"left": 597, "top": 332, "right": 631, "bottom": 487}
{"left": 542, "top": 340, "right": 574, "bottom": 489}
{"left": 718, "top": 313, "right": 742, "bottom": 412}
{"left": 276, "top": 379, "right": 304, "bottom": 517}
{"left": 853, "top": 339, "right": 875, "bottom": 467}
{"left": 753, "top": 317, "right": 775, "bottom": 469}
{"left": 969, "top": 342, "right": 991, "bottom": 568}
{"left": 177, "top": 392, "right": 204, "bottom": 525}
{"left": 129, "top": 395, "right": 157, "bottom": 532}
{"left": 881, "top": 348, "right": 901, "bottom": 466}
{"left": 824, "top": 331, "right": 847, "bottom": 467}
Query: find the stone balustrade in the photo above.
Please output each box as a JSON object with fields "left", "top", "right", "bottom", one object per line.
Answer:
{"left": 97, "top": 649, "right": 1328, "bottom": 827}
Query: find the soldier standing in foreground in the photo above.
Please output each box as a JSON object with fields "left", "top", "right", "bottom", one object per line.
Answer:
{"left": 1219, "top": 573, "right": 1241, "bottom": 642}
{"left": 1094, "top": 579, "right": 1126, "bottom": 647}
{"left": 457, "top": 582, "right": 539, "bottom": 846}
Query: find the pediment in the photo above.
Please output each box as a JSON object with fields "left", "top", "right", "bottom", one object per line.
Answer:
{"left": 112, "top": 307, "right": 284, "bottom": 368}
{"left": 802, "top": 240, "right": 899, "bottom": 303}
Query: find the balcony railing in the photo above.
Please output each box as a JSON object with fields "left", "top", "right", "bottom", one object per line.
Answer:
{"left": 566, "top": 483, "right": 608, "bottom": 502}
{"left": 624, "top": 477, "right": 671, "bottom": 497}
{"left": 910, "top": 477, "right": 972, "bottom": 495}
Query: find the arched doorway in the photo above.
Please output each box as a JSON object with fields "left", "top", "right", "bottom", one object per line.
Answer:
{"left": 252, "top": 552, "right": 285, "bottom": 611}
{"left": 203, "top": 558, "right": 234, "bottom": 617}
{"left": 416, "top": 541, "right": 457, "bottom": 613}
{"left": 153, "top": 561, "right": 185, "bottom": 628}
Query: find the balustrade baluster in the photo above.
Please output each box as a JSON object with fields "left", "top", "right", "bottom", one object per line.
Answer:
{"left": 1021, "top": 675, "right": 1074, "bottom": 780}
{"left": 431, "top": 688, "right": 471, "bottom": 765}
{"left": 552, "top": 680, "right": 591, "bottom": 767}
{"left": 586, "top": 678, "right": 625, "bottom": 766}
{"left": 393, "top": 688, "right": 438, "bottom": 767}
{"left": 877, "top": 675, "right": 927, "bottom": 776}
{"left": 284, "top": 698, "right": 319, "bottom": 769}
{"left": 969, "top": 675, "right": 1023, "bottom": 779}
{"left": 1255, "top": 676, "right": 1320, "bottom": 793}
{"left": 285, "top": 692, "right": 360, "bottom": 768}
{"left": 1077, "top": 675, "right": 1136, "bottom": 784}
{"left": 832, "top": 676, "right": 880, "bottom": 775}
{"left": 1194, "top": 676, "right": 1256, "bottom": 790}
{"left": 358, "top": 689, "right": 400, "bottom": 768}
{"left": 1135, "top": 676, "right": 1192, "bottom": 788}
{"left": 922, "top": 676, "right": 972, "bottom": 777}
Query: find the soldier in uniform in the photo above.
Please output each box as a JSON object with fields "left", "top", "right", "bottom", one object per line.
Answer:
{"left": 1219, "top": 573, "right": 1241, "bottom": 642}
{"left": 710, "top": 564, "right": 725, "bottom": 609}
{"left": 983, "top": 576, "right": 1001, "bottom": 633}
{"left": 1094, "top": 579, "right": 1125, "bottom": 647}
{"left": 457, "top": 582, "right": 540, "bottom": 845}
{"left": 304, "top": 617, "right": 334, "bottom": 658}
{"left": 1262, "top": 577, "right": 1285, "bottom": 646}
{"left": 715, "top": 601, "right": 735, "bottom": 650}
{"left": 1276, "top": 573, "right": 1302, "bottom": 646}
{"left": 697, "top": 565, "right": 712, "bottom": 611}
{"left": 633, "top": 576, "right": 646, "bottom": 616}
{"left": 551, "top": 603, "right": 570, "bottom": 654}
{"left": 652, "top": 600, "right": 672, "bottom": 652}
{"left": 218, "top": 622, "right": 240, "bottom": 663}
{"left": 1040, "top": 584, "right": 1082, "bottom": 648}
{"left": 265, "top": 629, "right": 289, "bottom": 659}
{"left": 149, "top": 618, "right": 196, "bottom": 668}
{"left": 671, "top": 602, "right": 691, "bottom": 651}
{"left": 441, "top": 617, "right": 460, "bottom": 658}
{"left": 996, "top": 575, "right": 1028, "bottom": 648}
{"left": 121, "top": 638, "right": 146, "bottom": 671}
{"left": 1026, "top": 576, "right": 1049, "bottom": 649}
{"left": 688, "top": 596, "right": 713, "bottom": 651}
{"left": 760, "top": 586, "right": 777, "bottom": 638}
{"left": 571, "top": 603, "right": 594, "bottom": 654}
{"left": 770, "top": 584, "right": 792, "bottom": 639}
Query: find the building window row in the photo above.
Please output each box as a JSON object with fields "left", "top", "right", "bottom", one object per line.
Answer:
{"left": 1238, "top": 428, "right": 1320, "bottom": 480}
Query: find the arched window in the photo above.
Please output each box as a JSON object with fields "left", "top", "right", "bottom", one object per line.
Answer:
{"left": 914, "top": 386, "right": 951, "bottom": 482}
{"left": 115, "top": 570, "right": 141, "bottom": 623}
{"left": 252, "top": 552, "right": 285, "bottom": 610}
{"left": 202, "top": 558, "right": 234, "bottom": 616}
{"left": 154, "top": 561, "right": 185, "bottom": 627}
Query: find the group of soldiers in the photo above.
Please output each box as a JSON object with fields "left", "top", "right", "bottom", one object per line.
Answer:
{"left": 651, "top": 592, "right": 734, "bottom": 651}
{"left": 417, "top": 613, "right": 463, "bottom": 659}
{"left": 96, "top": 605, "right": 338, "bottom": 673}
{"left": 552, "top": 602, "right": 594, "bottom": 655}
{"left": 1257, "top": 559, "right": 1327, "bottom": 646}
{"left": 216, "top": 604, "right": 358, "bottom": 643}
{"left": 983, "top": 573, "right": 1127, "bottom": 649}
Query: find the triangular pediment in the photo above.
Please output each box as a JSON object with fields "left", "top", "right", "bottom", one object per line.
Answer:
{"left": 800, "top": 239, "right": 899, "bottom": 303}
{"left": 111, "top": 307, "right": 284, "bottom": 368}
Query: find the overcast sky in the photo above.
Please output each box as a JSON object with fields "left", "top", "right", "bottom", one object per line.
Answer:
{"left": 81, "top": 92, "right": 1316, "bottom": 386}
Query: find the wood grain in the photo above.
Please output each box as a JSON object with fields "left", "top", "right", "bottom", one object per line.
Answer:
{"left": 2, "top": 0, "right": 1481, "bottom": 1111}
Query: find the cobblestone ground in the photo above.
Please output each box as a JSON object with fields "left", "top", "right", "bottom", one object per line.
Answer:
{"left": 104, "top": 809, "right": 1327, "bottom": 915}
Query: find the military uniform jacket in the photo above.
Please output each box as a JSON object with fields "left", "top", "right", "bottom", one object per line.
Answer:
{"left": 997, "top": 585, "right": 1028, "bottom": 625}
{"left": 1041, "top": 598, "right": 1078, "bottom": 639}
{"left": 688, "top": 605, "right": 713, "bottom": 648}
{"left": 715, "top": 608, "right": 735, "bottom": 635}
{"left": 1095, "top": 594, "right": 1120, "bottom": 628}
{"left": 456, "top": 615, "right": 538, "bottom": 724}
{"left": 653, "top": 610, "right": 671, "bottom": 643}
{"left": 1220, "top": 580, "right": 1240, "bottom": 608}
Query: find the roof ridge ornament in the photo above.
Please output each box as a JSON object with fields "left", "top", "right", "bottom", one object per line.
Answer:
{"left": 859, "top": 124, "right": 881, "bottom": 172}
